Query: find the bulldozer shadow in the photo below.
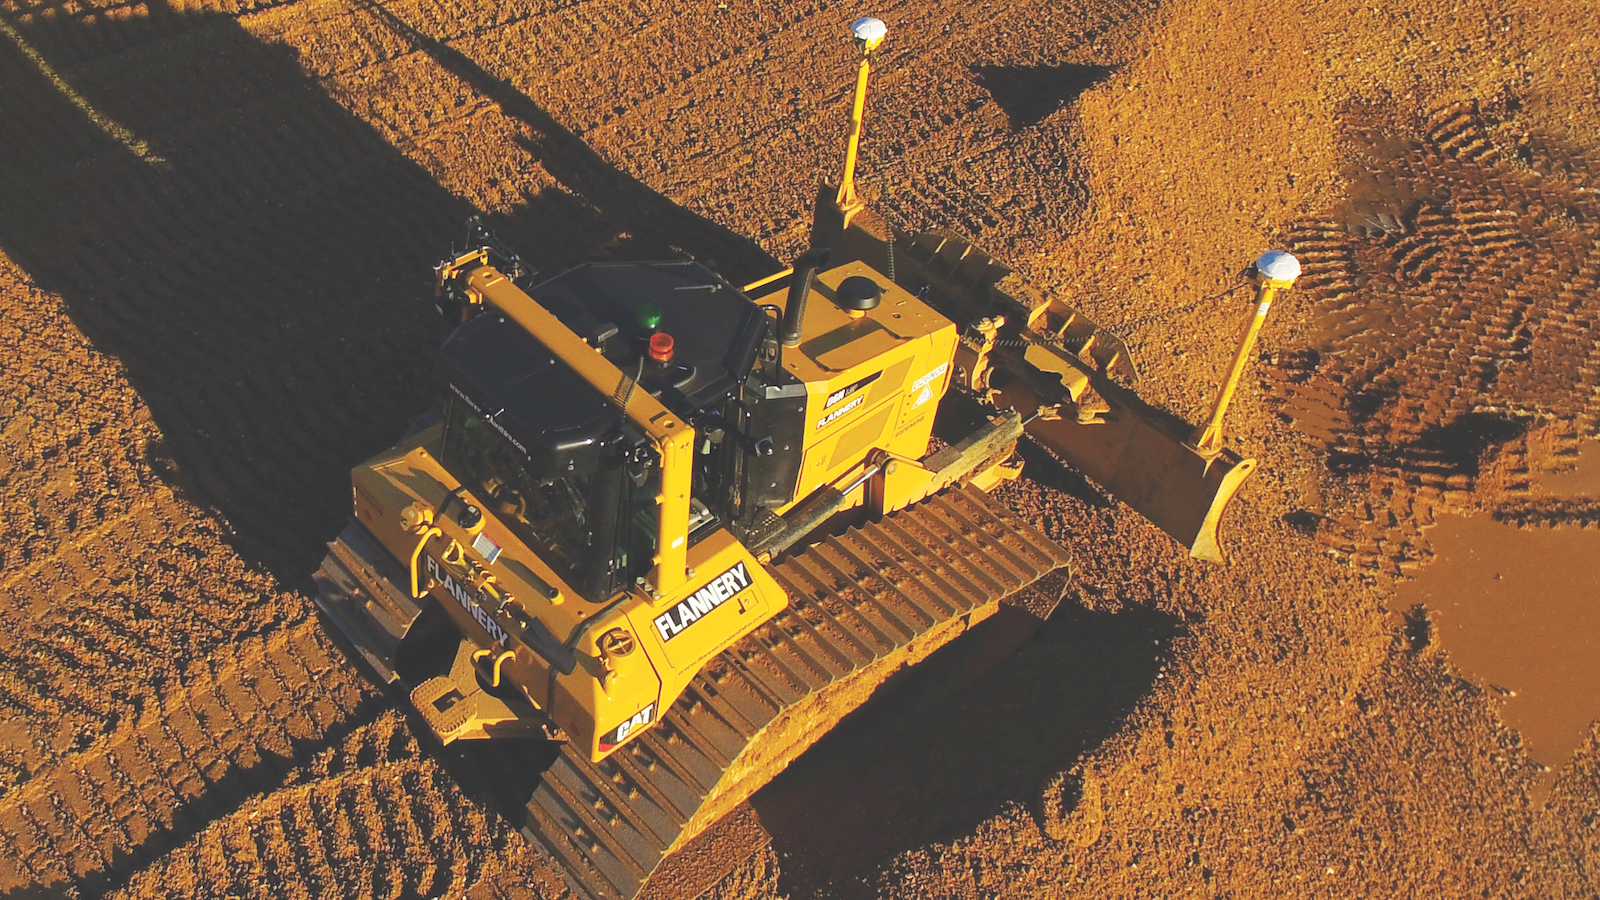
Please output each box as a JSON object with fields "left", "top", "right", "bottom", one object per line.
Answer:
{"left": 744, "top": 599, "right": 1179, "bottom": 899}
{"left": 0, "top": 0, "right": 772, "bottom": 585}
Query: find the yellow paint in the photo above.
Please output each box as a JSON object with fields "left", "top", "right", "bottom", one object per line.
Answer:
{"left": 742, "top": 267, "right": 792, "bottom": 294}
{"left": 354, "top": 254, "right": 965, "bottom": 761}
{"left": 461, "top": 264, "right": 695, "bottom": 594}
{"left": 869, "top": 452, "right": 936, "bottom": 515}
{"left": 835, "top": 55, "right": 874, "bottom": 220}
{"left": 349, "top": 391, "right": 791, "bottom": 761}
{"left": 352, "top": 428, "right": 668, "bottom": 759}
{"left": 752, "top": 261, "right": 958, "bottom": 514}
{"left": 407, "top": 524, "right": 442, "bottom": 598}
{"left": 623, "top": 531, "right": 785, "bottom": 706}
{"left": 1191, "top": 273, "right": 1294, "bottom": 458}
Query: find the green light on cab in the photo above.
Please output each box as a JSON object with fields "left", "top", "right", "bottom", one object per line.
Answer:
{"left": 635, "top": 302, "right": 663, "bottom": 333}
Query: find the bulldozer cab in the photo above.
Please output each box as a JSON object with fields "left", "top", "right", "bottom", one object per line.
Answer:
{"left": 434, "top": 390, "right": 658, "bottom": 600}
{"left": 434, "top": 259, "right": 770, "bottom": 603}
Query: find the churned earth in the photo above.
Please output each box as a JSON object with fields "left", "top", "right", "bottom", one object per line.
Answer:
{"left": 0, "top": 0, "right": 1596, "bottom": 897}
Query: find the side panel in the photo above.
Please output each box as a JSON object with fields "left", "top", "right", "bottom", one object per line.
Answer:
{"left": 752, "top": 261, "right": 958, "bottom": 514}
{"left": 621, "top": 530, "right": 786, "bottom": 728}
{"left": 801, "top": 345, "right": 953, "bottom": 483}
{"left": 553, "top": 602, "right": 666, "bottom": 761}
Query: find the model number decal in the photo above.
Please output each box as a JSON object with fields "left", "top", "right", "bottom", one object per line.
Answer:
{"left": 815, "top": 394, "right": 865, "bottom": 430}
{"left": 600, "top": 703, "right": 656, "bottom": 750}
{"left": 425, "top": 554, "right": 508, "bottom": 645}
{"left": 910, "top": 362, "right": 948, "bottom": 393}
{"left": 653, "top": 562, "right": 753, "bottom": 642}
{"left": 825, "top": 372, "right": 880, "bottom": 409}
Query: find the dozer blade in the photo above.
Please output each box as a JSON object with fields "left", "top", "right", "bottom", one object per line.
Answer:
{"left": 811, "top": 187, "right": 1253, "bottom": 562}
{"left": 523, "top": 484, "right": 1071, "bottom": 900}
{"left": 994, "top": 372, "right": 1254, "bottom": 563}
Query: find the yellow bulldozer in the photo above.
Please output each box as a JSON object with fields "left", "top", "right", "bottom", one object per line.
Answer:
{"left": 314, "top": 17, "right": 1296, "bottom": 900}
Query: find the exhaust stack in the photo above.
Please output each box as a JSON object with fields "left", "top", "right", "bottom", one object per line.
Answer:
{"left": 779, "top": 247, "right": 832, "bottom": 347}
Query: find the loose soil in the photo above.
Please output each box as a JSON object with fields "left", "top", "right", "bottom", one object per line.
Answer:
{"left": 0, "top": 0, "right": 1596, "bottom": 897}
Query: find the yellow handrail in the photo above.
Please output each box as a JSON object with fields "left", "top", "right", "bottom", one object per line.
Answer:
{"left": 742, "top": 267, "right": 792, "bottom": 294}
{"left": 472, "top": 649, "right": 517, "bottom": 688}
{"left": 408, "top": 525, "right": 442, "bottom": 599}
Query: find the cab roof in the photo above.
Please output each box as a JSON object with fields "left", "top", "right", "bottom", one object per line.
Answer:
{"left": 438, "top": 261, "right": 766, "bottom": 475}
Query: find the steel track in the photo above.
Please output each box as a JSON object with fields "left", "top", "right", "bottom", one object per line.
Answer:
{"left": 522, "top": 483, "right": 1071, "bottom": 900}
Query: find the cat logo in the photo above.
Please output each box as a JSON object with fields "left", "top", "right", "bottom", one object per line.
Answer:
{"left": 599, "top": 703, "right": 656, "bottom": 751}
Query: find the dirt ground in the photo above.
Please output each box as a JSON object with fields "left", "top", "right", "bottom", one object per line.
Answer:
{"left": 1, "top": 0, "right": 1597, "bottom": 896}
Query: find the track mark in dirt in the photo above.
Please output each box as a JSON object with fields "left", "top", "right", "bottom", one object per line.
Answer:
{"left": 0, "top": 0, "right": 475, "bottom": 580}
{"left": 4, "top": 1, "right": 1596, "bottom": 898}
{"left": 1272, "top": 101, "right": 1600, "bottom": 573}
{"left": 105, "top": 710, "right": 566, "bottom": 900}
{"left": 267, "top": 0, "right": 1160, "bottom": 265}
{"left": 0, "top": 619, "right": 378, "bottom": 896}
{"left": 1283, "top": 641, "right": 1550, "bottom": 899}
{"left": 0, "top": 254, "right": 323, "bottom": 800}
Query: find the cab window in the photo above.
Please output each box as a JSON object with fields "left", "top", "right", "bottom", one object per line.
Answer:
{"left": 441, "top": 399, "right": 592, "bottom": 585}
